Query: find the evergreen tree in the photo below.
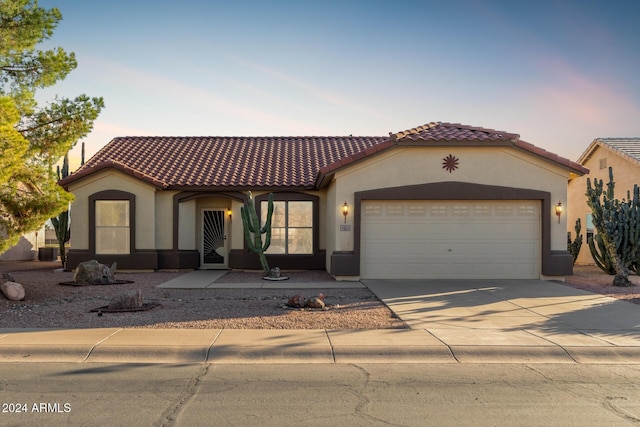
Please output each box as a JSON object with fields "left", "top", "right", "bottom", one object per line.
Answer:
{"left": 0, "top": 0, "right": 103, "bottom": 253}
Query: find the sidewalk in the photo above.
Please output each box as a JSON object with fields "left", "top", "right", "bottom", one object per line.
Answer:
{"left": 1, "top": 273, "right": 640, "bottom": 364}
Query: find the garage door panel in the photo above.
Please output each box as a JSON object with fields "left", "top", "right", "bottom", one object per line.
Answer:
{"left": 361, "top": 200, "right": 540, "bottom": 279}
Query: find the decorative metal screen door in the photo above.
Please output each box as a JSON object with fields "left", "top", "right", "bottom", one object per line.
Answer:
{"left": 201, "top": 209, "right": 228, "bottom": 269}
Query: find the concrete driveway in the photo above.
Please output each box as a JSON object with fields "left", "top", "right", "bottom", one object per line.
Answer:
{"left": 364, "top": 279, "right": 640, "bottom": 363}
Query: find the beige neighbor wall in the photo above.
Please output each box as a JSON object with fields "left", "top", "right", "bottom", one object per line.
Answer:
{"left": 67, "top": 170, "right": 157, "bottom": 251}
{"left": 568, "top": 146, "right": 640, "bottom": 265}
{"left": 327, "top": 146, "right": 572, "bottom": 263}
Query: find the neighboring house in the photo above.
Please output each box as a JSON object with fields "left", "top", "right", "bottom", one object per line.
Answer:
{"left": 1, "top": 179, "right": 47, "bottom": 262}
{"left": 59, "top": 121, "right": 587, "bottom": 280}
{"left": 568, "top": 138, "right": 640, "bottom": 265}
{"left": 0, "top": 227, "right": 45, "bottom": 262}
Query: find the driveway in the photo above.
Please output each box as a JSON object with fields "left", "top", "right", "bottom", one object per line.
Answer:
{"left": 364, "top": 279, "right": 640, "bottom": 363}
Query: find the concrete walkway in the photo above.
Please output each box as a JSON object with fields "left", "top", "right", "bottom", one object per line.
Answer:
{"left": 1, "top": 276, "right": 640, "bottom": 364}
{"left": 156, "top": 270, "right": 365, "bottom": 289}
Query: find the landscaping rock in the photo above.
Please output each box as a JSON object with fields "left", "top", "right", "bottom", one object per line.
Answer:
{"left": 286, "top": 294, "right": 307, "bottom": 308}
{"left": 1, "top": 281, "right": 25, "bottom": 301}
{"left": 1, "top": 272, "right": 16, "bottom": 283}
{"left": 108, "top": 290, "right": 143, "bottom": 310}
{"left": 306, "top": 293, "right": 326, "bottom": 309}
{"left": 74, "top": 260, "right": 117, "bottom": 285}
{"left": 286, "top": 293, "right": 326, "bottom": 309}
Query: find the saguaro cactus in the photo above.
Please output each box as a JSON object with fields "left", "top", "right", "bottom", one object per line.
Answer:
{"left": 51, "top": 153, "right": 71, "bottom": 268}
{"left": 241, "top": 192, "right": 274, "bottom": 277}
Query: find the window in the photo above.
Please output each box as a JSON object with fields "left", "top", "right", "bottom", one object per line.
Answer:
{"left": 261, "top": 200, "right": 313, "bottom": 254}
{"left": 95, "top": 200, "right": 130, "bottom": 254}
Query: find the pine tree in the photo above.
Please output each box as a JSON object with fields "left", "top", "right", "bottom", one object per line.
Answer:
{"left": 0, "top": 1, "right": 103, "bottom": 253}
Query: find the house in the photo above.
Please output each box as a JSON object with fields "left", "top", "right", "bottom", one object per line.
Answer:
{"left": 0, "top": 227, "right": 44, "bottom": 262}
{"left": 567, "top": 138, "right": 640, "bottom": 265}
{"left": 58, "top": 121, "right": 587, "bottom": 280}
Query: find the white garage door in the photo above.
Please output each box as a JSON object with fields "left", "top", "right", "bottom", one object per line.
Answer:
{"left": 361, "top": 200, "right": 540, "bottom": 279}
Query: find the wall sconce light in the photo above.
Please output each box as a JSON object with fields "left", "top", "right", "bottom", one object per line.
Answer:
{"left": 342, "top": 201, "right": 349, "bottom": 223}
{"left": 227, "top": 208, "right": 232, "bottom": 219}
{"left": 555, "top": 201, "right": 563, "bottom": 223}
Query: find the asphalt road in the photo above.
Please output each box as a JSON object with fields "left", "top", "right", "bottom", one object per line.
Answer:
{"left": 2, "top": 363, "right": 640, "bottom": 426}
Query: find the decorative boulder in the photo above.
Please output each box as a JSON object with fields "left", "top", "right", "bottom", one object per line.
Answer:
{"left": 74, "top": 260, "right": 117, "bottom": 285}
{"left": 108, "top": 290, "right": 143, "bottom": 310}
{"left": 306, "top": 293, "right": 326, "bottom": 309}
{"left": 1, "top": 281, "right": 25, "bottom": 301}
{"left": 286, "top": 294, "right": 307, "bottom": 308}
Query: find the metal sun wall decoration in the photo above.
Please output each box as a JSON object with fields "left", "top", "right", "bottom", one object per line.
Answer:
{"left": 442, "top": 154, "right": 459, "bottom": 173}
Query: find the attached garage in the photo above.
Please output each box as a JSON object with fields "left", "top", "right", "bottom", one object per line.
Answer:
{"left": 360, "top": 200, "right": 540, "bottom": 279}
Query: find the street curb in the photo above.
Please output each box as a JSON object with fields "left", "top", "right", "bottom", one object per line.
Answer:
{"left": 447, "top": 345, "right": 576, "bottom": 364}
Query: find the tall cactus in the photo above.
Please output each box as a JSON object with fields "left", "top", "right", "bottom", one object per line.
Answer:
{"left": 588, "top": 233, "right": 615, "bottom": 274}
{"left": 51, "top": 153, "right": 70, "bottom": 269}
{"left": 568, "top": 218, "right": 583, "bottom": 265}
{"left": 241, "top": 192, "right": 274, "bottom": 276}
{"left": 585, "top": 167, "right": 640, "bottom": 286}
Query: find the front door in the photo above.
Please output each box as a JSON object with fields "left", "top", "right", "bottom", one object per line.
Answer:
{"left": 201, "top": 209, "right": 228, "bottom": 269}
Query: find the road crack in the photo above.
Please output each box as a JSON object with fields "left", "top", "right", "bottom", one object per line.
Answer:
{"left": 155, "top": 364, "right": 209, "bottom": 427}
{"left": 349, "top": 364, "right": 404, "bottom": 426}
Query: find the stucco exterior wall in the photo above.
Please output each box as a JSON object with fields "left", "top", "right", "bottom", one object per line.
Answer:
{"left": 329, "top": 146, "right": 571, "bottom": 256}
{"left": 325, "top": 182, "right": 337, "bottom": 269}
{"left": 178, "top": 199, "right": 197, "bottom": 250}
{"left": 67, "top": 170, "right": 157, "bottom": 251}
{"left": 155, "top": 191, "right": 176, "bottom": 250}
{"left": 568, "top": 146, "right": 640, "bottom": 265}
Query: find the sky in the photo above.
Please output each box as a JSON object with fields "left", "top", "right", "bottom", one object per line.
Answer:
{"left": 36, "top": 0, "right": 640, "bottom": 170}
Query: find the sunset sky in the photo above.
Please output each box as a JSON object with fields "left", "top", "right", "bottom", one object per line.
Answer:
{"left": 37, "top": 0, "right": 640, "bottom": 169}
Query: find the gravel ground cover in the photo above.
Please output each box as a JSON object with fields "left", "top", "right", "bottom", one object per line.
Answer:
{"left": 562, "top": 264, "right": 640, "bottom": 304}
{"left": 1, "top": 261, "right": 639, "bottom": 330}
{"left": 0, "top": 262, "right": 406, "bottom": 329}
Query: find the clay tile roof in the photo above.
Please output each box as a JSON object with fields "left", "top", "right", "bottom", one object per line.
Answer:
{"left": 391, "top": 121, "right": 520, "bottom": 142}
{"left": 60, "top": 136, "right": 387, "bottom": 190}
{"left": 386, "top": 122, "right": 587, "bottom": 175}
{"left": 59, "top": 122, "right": 589, "bottom": 190}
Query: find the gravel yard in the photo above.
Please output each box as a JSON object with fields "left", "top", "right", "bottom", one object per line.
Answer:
{"left": 0, "top": 262, "right": 406, "bottom": 329}
{"left": 1, "top": 261, "right": 639, "bottom": 330}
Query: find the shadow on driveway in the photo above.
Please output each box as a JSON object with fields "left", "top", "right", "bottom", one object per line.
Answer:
{"left": 364, "top": 279, "right": 640, "bottom": 345}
